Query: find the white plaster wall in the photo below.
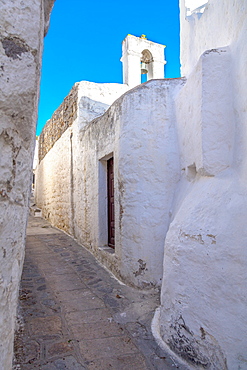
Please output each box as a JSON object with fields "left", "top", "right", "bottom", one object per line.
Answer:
{"left": 71, "top": 105, "right": 117, "bottom": 255}
{"left": 160, "top": 172, "right": 247, "bottom": 369}
{"left": 186, "top": 0, "right": 247, "bottom": 183}
{"left": 78, "top": 81, "right": 129, "bottom": 106}
{"left": 179, "top": 0, "right": 247, "bottom": 184}
{"left": 36, "top": 81, "right": 129, "bottom": 236}
{"left": 36, "top": 91, "right": 123, "bottom": 279}
{"left": 35, "top": 128, "right": 72, "bottom": 233}
{"left": 175, "top": 47, "right": 234, "bottom": 177}
{"left": 122, "top": 53, "right": 141, "bottom": 88}
{"left": 157, "top": 1, "right": 247, "bottom": 368}
{"left": 36, "top": 78, "right": 185, "bottom": 288}
{"left": 0, "top": 1, "right": 54, "bottom": 368}
{"left": 185, "top": 0, "right": 208, "bottom": 16}
{"left": 33, "top": 137, "right": 39, "bottom": 170}
{"left": 77, "top": 81, "right": 129, "bottom": 130}
{"left": 180, "top": 0, "right": 247, "bottom": 77}
{"left": 116, "top": 79, "right": 183, "bottom": 286}
{"left": 121, "top": 35, "right": 166, "bottom": 87}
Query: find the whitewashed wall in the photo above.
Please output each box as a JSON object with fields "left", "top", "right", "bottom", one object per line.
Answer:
{"left": 0, "top": 1, "right": 54, "bottom": 368}
{"left": 180, "top": 0, "right": 247, "bottom": 188}
{"left": 35, "top": 81, "right": 128, "bottom": 232}
{"left": 36, "top": 78, "right": 185, "bottom": 287}
{"left": 35, "top": 128, "right": 72, "bottom": 232}
{"left": 77, "top": 81, "right": 128, "bottom": 130}
{"left": 180, "top": 0, "right": 247, "bottom": 77}
{"left": 185, "top": 0, "right": 208, "bottom": 16}
{"left": 155, "top": 1, "right": 247, "bottom": 369}
{"left": 115, "top": 79, "right": 183, "bottom": 286}
{"left": 121, "top": 35, "right": 166, "bottom": 87}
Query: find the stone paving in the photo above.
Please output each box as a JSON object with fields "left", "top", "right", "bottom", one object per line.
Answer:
{"left": 13, "top": 216, "right": 187, "bottom": 370}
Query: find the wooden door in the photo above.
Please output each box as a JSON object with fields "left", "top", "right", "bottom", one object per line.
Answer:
{"left": 107, "top": 157, "right": 115, "bottom": 248}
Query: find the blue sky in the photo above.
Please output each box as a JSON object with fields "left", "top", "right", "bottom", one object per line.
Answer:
{"left": 37, "top": 0, "right": 180, "bottom": 135}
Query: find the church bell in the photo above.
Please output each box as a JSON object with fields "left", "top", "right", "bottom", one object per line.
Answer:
{"left": 141, "top": 62, "right": 148, "bottom": 74}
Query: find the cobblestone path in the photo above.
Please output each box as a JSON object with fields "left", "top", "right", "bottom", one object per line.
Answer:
{"left": 13, "top": 216, "right": 186, "bottom": 370}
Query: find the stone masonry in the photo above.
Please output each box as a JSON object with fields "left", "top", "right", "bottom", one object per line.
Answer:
{"left": 39, "top": 83, "right": 79, "bottom": 162}
{"left": 13, "top": 216, "right": 189, "bottom": 370}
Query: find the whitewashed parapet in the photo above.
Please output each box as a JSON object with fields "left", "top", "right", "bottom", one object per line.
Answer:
{"left": 185, "top": 0, "right": 209, "bottom": 16}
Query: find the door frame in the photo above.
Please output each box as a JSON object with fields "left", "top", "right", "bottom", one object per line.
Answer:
{"left": 107, "top": 157, "right": 115, "bottom": 249}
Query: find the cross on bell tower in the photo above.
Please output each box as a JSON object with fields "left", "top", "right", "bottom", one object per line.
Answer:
{"left": 121, "top": 34, "right": 166, "bottom": 88}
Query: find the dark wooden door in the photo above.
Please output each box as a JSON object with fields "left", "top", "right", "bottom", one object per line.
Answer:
{"left": 107, "top": 157, "right": 115, "bottom": 249}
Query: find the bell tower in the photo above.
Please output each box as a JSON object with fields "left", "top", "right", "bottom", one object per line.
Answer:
{"left": 121, "top": 34, "right": 166, "bottom": 88}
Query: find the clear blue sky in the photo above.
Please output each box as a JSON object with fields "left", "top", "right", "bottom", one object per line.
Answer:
{"left": 37, "top": 0, "right": 180, "bottom": 135}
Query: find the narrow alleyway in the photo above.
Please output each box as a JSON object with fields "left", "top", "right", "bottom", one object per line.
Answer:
{"left": 13, "top": 216, "right": 187, "bottom": 370}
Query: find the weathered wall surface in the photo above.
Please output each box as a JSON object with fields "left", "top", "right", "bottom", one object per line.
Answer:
{"left": 156, "top": 1, "right": 247, "bottom": 369}
{"left": 0, "top": 0, "right": 54, "bottom": 368}
{"left": 38, "top": 81, "right": 128, "bottom": 162}
{"left": 77, "top": 81, "right": 129, "bottom": 130}
{"left": 36, "top": 80, "right": 128, "bottom": 232}
{"left": 39, "top": 84, "right": 79, "bottom": 162}
{"left": 35, "top": 79, "right": 185, "bottom": 287}
{"left": 36, "top": 127, "right": 72, "bottom": 232}
{"left": 114, "top": 79, "right": 183, "bottom": 286}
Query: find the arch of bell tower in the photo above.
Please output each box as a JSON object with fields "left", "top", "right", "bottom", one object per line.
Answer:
{"left": 121, "top": 34, "right": 166, "bottom": 88}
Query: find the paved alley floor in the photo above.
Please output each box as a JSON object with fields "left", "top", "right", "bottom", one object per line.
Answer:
{"left": 13, "top": 216, "right": 187, "bottom": 370}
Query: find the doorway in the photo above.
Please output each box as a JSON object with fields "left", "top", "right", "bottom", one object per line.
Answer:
{"left": 107, "top": 157, "right": 115, "bottom": 248}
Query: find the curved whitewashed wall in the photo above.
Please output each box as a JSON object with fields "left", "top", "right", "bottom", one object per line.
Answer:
{"left": 115, "top": 80, "right": 182, "bottom": 286}
{"left": 0, "top": 1, "right": 54, "bottom": 368}
{"left": 157, "top": 1, "right": 247, "bottom": 368}
{"left": 35, "top": 79, "right": 185, "bottom": 287}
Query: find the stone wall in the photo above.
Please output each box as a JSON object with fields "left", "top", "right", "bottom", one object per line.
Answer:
{"left": 0, "top": 1, "right": 55, "bottom": 368}
{"left": 39, "top": 83, "right": 78, "bottom": 162}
